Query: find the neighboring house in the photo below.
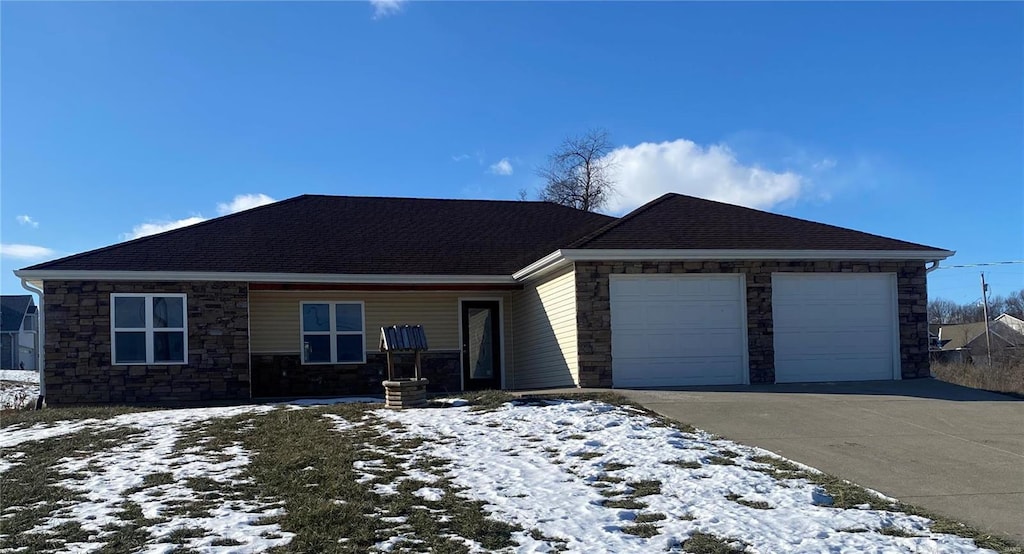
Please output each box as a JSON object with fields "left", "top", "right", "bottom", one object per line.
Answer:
{"left": 994, "top": 313, "right": 1024, "bottom": 336}
{"left": 1, "top": 295, "right": 39, "bottom": 370}
{"left": 15, "top": 193, "right": 953, "bottom": 406}
{"left": 936, "top": 315, "right": 1024, "bottom": 357}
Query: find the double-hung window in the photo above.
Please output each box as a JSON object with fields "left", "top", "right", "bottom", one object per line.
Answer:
{"left": 301, "top": 302, "right": 365, "bottom": 364}
{"left": 111, "top": 294, "right": 187, "bottom": 364}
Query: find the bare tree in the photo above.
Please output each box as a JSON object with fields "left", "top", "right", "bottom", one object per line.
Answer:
{"left": 928, "top": 289, "right": 1024, "bottom": 323}
{"left": 537, "top": 129, "right": 616, "bottom": 212}
{"left": 928, "top": 298, "right": 958, "bottom": 324}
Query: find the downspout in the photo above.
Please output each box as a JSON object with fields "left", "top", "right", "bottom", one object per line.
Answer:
{"left": 20, "top": 278, "right": 44, "bottom": 408}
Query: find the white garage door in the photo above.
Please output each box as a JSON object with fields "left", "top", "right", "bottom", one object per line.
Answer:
{"left": 772, "top": 273, "right": 897, "bottom": 383}
{"left": 610, "top": 274, "right": 748, "bottom": 387}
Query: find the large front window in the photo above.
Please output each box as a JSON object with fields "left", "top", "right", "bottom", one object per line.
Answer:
{"left": 111, "top": 294, "right": 187, "bottom": 364}
{"left": 301, "top": 302, "right": 365, "bottom": 364}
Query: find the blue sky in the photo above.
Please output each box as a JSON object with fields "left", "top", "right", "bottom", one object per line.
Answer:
{"left": 1, "top": 1, "right": 1021, "bottom": 304}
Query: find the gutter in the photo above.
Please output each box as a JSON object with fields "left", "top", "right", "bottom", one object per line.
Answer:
{"left": 19, "top": 278, "right": 44, "bottom": 409}
{"left": 514, "top": 249, "right": 957, "bottom": 281}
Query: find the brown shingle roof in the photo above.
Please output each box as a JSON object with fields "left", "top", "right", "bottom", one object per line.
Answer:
{"left": 22, "top": 192, "right": 948, "bottom": 277}
{"left": 570, "top": 193, "right": 946, "bottom": 252}
{"left": 22, "top": 195, "right": 615, "bottom": 275}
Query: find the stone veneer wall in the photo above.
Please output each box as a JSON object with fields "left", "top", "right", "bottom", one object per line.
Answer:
{"left": 43, "top": 281, "right": 251, "bottom": 405}
{"left": 251, "top": 351, "right": 461, "bottom": 398}
{"left": 574, "top": 260, "right": 929, "bottom": 387}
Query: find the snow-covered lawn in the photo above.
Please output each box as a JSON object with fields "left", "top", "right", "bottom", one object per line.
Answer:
{"left": 0, "top": 396, "right": 1013, "bottom": 553}
{"left": 0, "top": 370, "right": 40, "bottom": 411}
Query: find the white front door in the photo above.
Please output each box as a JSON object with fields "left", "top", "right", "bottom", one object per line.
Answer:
{"left": 610, "top": 274, "right": 748, "bottom": 387}
{"left": 772, "top": 273, "right": 898, "bottom": 383}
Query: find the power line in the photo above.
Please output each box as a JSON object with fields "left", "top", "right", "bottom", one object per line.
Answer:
{"left": 934, "top": 260, "right": 1024, "bottom": 270}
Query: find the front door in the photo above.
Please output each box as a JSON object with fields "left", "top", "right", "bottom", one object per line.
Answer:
{"left": 461, "top": 300, "right": 501, "bottom": 390}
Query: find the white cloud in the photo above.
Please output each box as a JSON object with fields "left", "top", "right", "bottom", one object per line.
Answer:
{"left": 216, "top": 193, "right": 276, "bottom": 216}
{"left": 451, "top": 154, "right": 471, "bottom": 162}
{"left": 15, "top": 215, "right": 38, "bottom": 228}
{"left": 812, "top": 157, "right": 837, "bottom": 171}
{"left": 0, "top": 243, "right": 55, "bottom": 260}
{"left": 370, "top": 0, "right": 404, "bottom": 19}
{"left": 125, "top": 216, "right": 207, "bottom": 240}
{"left": 489, "top": 158, "right": 514, "bottom": 176}
{"left": 604, "top": 139, "right": 804, "bottom": 214}
{"left": 122, "top": 193, "right": 276, "bottom": 240}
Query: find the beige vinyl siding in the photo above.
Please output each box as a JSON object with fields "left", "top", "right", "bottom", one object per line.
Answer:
{"left": 511, "top": 266, "right": 578, "bottom": 389}
{"left": 249, "top": 290, "right": 514, "bottom": 374}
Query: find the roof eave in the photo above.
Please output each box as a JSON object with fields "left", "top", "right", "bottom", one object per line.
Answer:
{"left": 12, "top": 270, "right": 517, "bottom": 285}
{"left": 512, "top": 248, "right": 955, "bottom": 281}
{"left": 560, "top": 249, "right": 956, "bottom": 262}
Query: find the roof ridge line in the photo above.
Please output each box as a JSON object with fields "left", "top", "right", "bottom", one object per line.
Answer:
{"left": 566, "top": 193, "right": 677, "bottom": 248}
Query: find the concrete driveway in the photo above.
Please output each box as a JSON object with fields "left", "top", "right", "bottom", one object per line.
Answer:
{"left": 611, "top": 379, "right": 1024, "bottom": 542}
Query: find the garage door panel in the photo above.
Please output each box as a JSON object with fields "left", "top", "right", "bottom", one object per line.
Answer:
{"left": 774, "top": 305, "right": 890, "bottom": 327}
{"left": 776, "top": 356, "right": 893, "bottom": 382}
{"left": 611, "top": 275, "right": 747, "bottom": 387}
{"left": 773, "top": 273, "right": 896, "bottom": 383}
{"left": 614, "top": 329, "right": 741, "bottom": 358}
{"left": 613, "top": 356, "right": 746, "bottom": 387}
{"left": 775, "top": 329, "right": 890, "bottom": 356}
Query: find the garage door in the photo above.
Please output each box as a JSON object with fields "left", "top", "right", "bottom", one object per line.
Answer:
{"left": 610, "top": 274, "right": 748, "bottom": 387}
{"left": 772, "top": 273, "right": 897, "bottom": 383}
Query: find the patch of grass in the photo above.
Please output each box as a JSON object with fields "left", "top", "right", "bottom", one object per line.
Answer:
{"left": 626, "top": 480, "right": 661, "bottom": 497}
{"left": 576, "top": 451, "right": 603, "bottom": 460}
{"left": 932, "top": 359, "right": 1024, "bottom": 397}
{"left": 594, "top": 474, "right": 624, "bottom": 484}
{"left": 705, "top": 455, "right": 737, "bottom": 466}
{"left": 893, "top": 502, "right": 1023, "bottom": 553}
{"left": 748, "top": 454, "right": 812, "bottom": 480}
{"left": 717, "top": 449, "right": 740, "bottom": 458}
{"left": 0, "top": 425, "right": 148, "bottom": 553}
{"left": 565, "top": 434, "right": 586, "bottom": 440}
{"left": 663, "top": 459, "right": 702, "bottom": 470}
{"left": 724, "top": 493, "right": 772, "bottom": 510}
{"left": 166, "top": 526, "right": 209, "bottom": 544}
{"left": 0, "top": 405, "right": 160, "bottom": 428}
{"left": 232, "top": 404, "right": 521, "bottom": 552}
{"left": 634, "top": 512, "right": 666, "bottom": 523}
{"left": 601, "top": 498, "right": 647, "bottom": 510}
{"left": 528, "top": 529, "right": 569, "bottom": 550}
{"left": 681, "top": 532, "right": 747, "bottom": 554}
{"left": 620, "top": 523, "right": 659, "bottom": 538}
{"left": 210, "top": 538, "right": 245, "bottom": 546}
{"left": 454, "top": 390, "right": 518, "bottom": 411}
{"left": 877, "top": 526, "right": 922, "bottom": 538}
{"left": 602, "top": 462, "right": 632, "bottom": 471}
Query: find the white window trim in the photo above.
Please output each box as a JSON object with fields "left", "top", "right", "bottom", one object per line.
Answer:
{"left": 110, "top": 293, "right": 188, "bottom": 365}
{"left": 300, "top": 301, "right": 366, "bottom": 365}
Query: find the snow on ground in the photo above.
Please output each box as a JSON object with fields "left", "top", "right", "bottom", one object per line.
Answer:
{"left": 0, "top": 369, "right": 40, "bottom": 383}
{"left": 375, "top": 400, "right": 993, "bottom": 554}
{"left": 2, "top": 404, "right": 292, "bottom": 553}
{"left": 0, "top": 370, "right": 40, "bottom": 411}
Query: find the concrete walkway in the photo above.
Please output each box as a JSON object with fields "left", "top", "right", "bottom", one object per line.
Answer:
{"left": 529, "top": 379, "right": 1024, "bottom": 542}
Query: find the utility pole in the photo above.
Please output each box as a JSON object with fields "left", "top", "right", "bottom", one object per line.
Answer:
{"left": 981, "top": 272, "right": 993, "bottom": 366}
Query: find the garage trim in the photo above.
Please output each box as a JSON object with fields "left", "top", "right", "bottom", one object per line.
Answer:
{"left": 609, "top": 273, "right": 750, "bottom": 387}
